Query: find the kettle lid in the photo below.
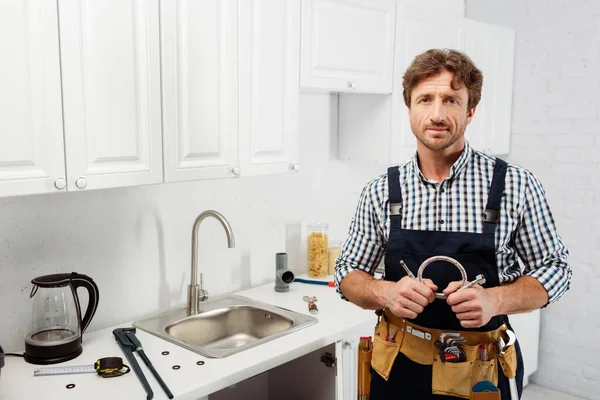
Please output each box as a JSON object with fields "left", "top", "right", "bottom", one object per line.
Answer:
{"left": 31, "top": 273, "right": 79, "bottom": 288}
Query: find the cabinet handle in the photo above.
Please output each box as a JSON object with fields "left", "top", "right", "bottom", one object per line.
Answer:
{"left": 75, "top": 177, "right": 87, "bottom": 189}
{"left": 231, "top": 166, "right": 241, "bottom": 176}
{"left": 347, "top": 80, "right": 356, "bottom": 90}
{"left": 290, "top": 163, "right": 301, "bottom": 172}
{"left": 54, "top": 178, "right": 67, "bottom": 190}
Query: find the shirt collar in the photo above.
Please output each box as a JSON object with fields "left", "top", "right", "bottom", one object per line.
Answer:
{"left": 411, "top": 140, "right": 472, "bottom": 183}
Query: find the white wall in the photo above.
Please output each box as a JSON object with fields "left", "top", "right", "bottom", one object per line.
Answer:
{"left": 467, "top": 0, "right": 600, "bottom": 398}
{"left": 0, "top": 94, "right": 383, "bottom": 352}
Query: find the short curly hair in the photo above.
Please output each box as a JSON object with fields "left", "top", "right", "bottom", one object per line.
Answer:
{"left": 402, "top": 49, "right": 483, "bottom": 110}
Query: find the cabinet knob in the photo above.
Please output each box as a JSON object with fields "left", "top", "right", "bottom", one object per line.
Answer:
{"left": 347, "top": 80, "right": 356, "bottom": 90}
{"left": 75, "top": 177, "right": 87, "bottom": 189}
{"left": 231, "top": 166, "right": 241, "bottom": 176}
{"left": 290, "top": 163, "right": 300, "bottom": 172}
{"left": 54, "top": 178, "right": 67, "bottom": 190}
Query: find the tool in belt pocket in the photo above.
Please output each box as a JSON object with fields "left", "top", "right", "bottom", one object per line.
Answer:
{"left": 435, "top": 332, "right": 467, "bottom": 363}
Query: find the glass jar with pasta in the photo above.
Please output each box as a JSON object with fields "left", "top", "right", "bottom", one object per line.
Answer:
{"left": 307, "top": 222, "right": 329, "bottom": 278}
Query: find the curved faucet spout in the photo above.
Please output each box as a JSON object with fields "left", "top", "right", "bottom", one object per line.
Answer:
{"left": 188, "top": 210, "right": 235, "bottom": 315}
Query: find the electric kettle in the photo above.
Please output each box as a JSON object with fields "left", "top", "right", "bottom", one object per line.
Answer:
{"left": 24, "top": 272, "right": 99, "bottom": 365}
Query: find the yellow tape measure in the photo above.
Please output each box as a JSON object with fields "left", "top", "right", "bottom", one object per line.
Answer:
{"left": 34, "top": 357, "right": 130, "bottom": 378}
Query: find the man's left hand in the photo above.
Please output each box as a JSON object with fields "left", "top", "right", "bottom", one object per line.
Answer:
{"left": 443, "top": 282, "right": 498, "bottom": 328}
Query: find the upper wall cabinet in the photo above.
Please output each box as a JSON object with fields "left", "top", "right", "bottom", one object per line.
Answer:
{"left": 0, "top": 0, "right": 66, "bottom": 197}
{"left": 59, "top": 0, "right": 163, "bottom": 191}
{"left": 0, "top": 0, "right": 164, "bottom": 198}
{"left": 300, "top": 0, "right": 396, "bottom": 94}
{"left": 464, "top": 19, "right": 515, "bottom": 155}
{"left": 162, "top": 0, "right": 301, "bottom": 181}
{"left": 238, "top": 0, "right": 301, "bottom": 176}
{"left": 161, "top": 0, "right": 239, "bottom": 182}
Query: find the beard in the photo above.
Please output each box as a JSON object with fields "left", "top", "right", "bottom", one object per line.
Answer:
{"left": 411, "top": 120, "right": 467, "bottom": 151}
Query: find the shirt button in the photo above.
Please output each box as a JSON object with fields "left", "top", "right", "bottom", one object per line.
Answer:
{"left": 440, "top": 188, "right": 445, "bottom": 193}
{"left": 439, "top": 220, "right": 445, "bottom": 224}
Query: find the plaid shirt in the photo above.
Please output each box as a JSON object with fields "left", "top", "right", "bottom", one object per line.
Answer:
{"left": 335, "top": 141, "right": 571, "bottom": 304}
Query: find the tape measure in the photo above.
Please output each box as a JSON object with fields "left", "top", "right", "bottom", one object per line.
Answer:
{"left": 34, "top": 357, "right": 130, "bottom": 378}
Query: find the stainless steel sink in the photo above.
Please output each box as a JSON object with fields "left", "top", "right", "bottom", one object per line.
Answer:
{"left": 133, "top": 295, "right": 318, "bottom": 358}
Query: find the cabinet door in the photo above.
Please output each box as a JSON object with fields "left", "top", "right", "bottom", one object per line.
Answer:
{"left": 161, "top": 0, "right": 239, "bottom": 182}
{"left": 238, "top": 0, "right": 301, "bottom": 177}
{"left": 269, "top": 343, "right": 337, "bottom": 400}
{"left": 339, "top": 317, "right": 378, "bottom": 400}
{"left": 390, "top": 10, "right": 466, "bottom": 165}
{"left": 0, "top": 0, "right": 66, "bottom": 197}
{"left": 465, "top": 19, "right": 515, "bottom": 155}
{"left": 300, "top": 0, "right": 396, "bottom": 94}
{"left": 58, "top": 0, "right": 163, "bottom": 191}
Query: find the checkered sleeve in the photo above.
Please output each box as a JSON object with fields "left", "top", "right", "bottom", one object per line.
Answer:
{"left": 515, "top": 172, "right": 572, "bottom": 304}
{"left": 335, "top": 177, "right": 387, "bottom": 300}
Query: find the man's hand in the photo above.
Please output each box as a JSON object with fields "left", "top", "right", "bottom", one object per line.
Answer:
{"left": 385, "top": 276, "right": 438, "bottom": 319}
{"left": 444, "top": 281, "right": 498, "bottom": 328}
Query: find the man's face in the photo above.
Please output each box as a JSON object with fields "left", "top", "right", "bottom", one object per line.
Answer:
{"left": 408, "top": 70, "right": 475, "bottom": 151}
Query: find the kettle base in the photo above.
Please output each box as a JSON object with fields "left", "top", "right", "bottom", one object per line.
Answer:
{"left": 24, "top": 334, "right": 83, "bottom": 365}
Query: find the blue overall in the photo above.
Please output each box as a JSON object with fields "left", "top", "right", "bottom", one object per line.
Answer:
{"left": 370, "top": 158, "right": 524, "bottom": 399}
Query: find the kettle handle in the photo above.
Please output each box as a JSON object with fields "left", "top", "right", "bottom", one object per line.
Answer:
{"left": 70, "top": 273, "right": 100, "bottom": 334}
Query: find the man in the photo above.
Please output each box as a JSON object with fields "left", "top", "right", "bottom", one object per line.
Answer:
{"left": 335, "top": 49, "right": 571, "bottom": 399}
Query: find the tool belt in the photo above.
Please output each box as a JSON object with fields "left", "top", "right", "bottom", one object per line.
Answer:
{"left": 371, "top": 308, "right": 518, "bottom": 399}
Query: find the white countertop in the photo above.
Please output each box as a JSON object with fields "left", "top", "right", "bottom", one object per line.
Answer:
{"left": 0, "top": 276, "right": 377, "bottom": 400}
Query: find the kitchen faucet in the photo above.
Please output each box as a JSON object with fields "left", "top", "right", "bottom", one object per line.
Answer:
{"left": 187, "top": 210, "right": 235, "bottom": 315}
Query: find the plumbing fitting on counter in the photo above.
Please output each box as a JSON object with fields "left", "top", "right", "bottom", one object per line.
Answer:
{"left": 274, "top": 253, "right": 295, "bottom": 292}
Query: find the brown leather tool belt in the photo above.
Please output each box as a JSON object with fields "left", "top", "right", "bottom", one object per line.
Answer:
{"left": 371, "top": 308, "right": 517, "bottom": 399}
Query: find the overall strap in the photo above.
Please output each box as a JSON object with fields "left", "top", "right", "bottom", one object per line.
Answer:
{"left": 387, "top": 166, "right": 402, "bottom": 231}
{"left": 483, "top": 158, "right": 508, "bottom": 234}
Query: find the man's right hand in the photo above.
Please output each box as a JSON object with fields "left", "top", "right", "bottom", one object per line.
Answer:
{"left": 384, "top": 276, "right": 437, "bottom": 319}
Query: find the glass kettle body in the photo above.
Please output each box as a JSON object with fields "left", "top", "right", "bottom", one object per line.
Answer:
{"left": 24, "top": 273, "right": 99, "bottom": 365}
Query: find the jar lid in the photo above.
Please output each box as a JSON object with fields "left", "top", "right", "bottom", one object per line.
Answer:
{"left": 307, "top": 222, "right": 329, "bottom": 229}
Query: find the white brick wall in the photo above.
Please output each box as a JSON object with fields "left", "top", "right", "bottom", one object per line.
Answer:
{"left": 467, "top": 1, "right": 600, "bottom": 398}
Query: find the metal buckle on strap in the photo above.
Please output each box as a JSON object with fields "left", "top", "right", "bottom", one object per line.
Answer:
{"left": 390, "top": 203, "right": 402, "bottom": 216}
{"left": 483, "top": 209, "right": 499, "bottom": 223}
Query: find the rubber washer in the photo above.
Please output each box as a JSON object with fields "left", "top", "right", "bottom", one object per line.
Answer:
{"left": 66, "top": 384, "right": 76, "bottom": 389}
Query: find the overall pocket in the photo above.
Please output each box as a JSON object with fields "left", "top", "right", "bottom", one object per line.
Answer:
{"left": 371, "top": 335, "right": 400, "bottom": 381}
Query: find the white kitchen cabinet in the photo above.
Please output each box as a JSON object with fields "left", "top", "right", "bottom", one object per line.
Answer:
{"left": 400, "top": 0, "right": 464, "bottom": 21}
{"left": 161, "top": 0, "right": 301, "bottom": 181}
{"left": 300, "top": 0, "right": 396, "bottom": 94}
{"left": 0, "top": 0, "right": 67, "bottom": 197}
{"left": 338, "top": 5, "right": 465, "bottom": 165}
{"left": 238, "top": 0, "right": 301, "bottom": 177}
{"left": 161, "top": 0, "right": 239, "bottom": 182}
{"left": 465, "top": 19, "right": 515, "bottom": 156}
{"left": 58, "top": 0, "right": 163, "bottom": 191}
{"left": 209, "top": 344, "right": 337, "bottom": 400}
{"left": 0, "top": 0, "right": 164, "bottom": 198}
